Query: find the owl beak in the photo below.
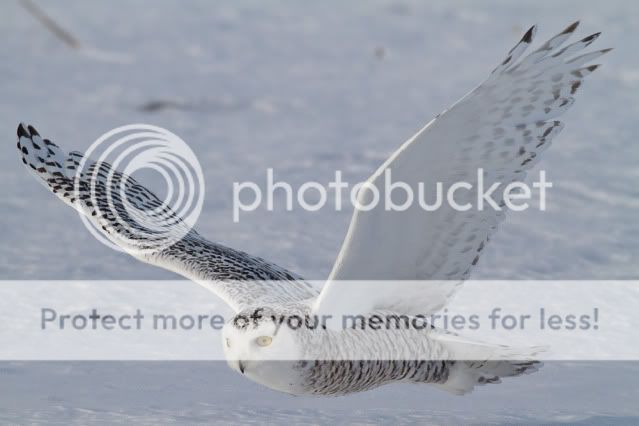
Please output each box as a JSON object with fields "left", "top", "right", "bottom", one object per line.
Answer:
{"left": 238, "top": 360, "right": 246, "bottom": 374}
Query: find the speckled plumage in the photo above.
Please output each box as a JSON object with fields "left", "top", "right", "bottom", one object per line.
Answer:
{"left": 17, "top": 21, "right": 608, "bottom": 396}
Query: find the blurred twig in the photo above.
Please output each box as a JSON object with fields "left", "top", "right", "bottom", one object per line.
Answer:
{"left": 19, "top": 0, "right": 81, "bottom": 49}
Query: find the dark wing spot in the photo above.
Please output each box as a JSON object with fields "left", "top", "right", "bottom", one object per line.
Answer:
{"left": 17, "top": 124, "right": 29, "bottom": 139}
{"left": 27, "top": 125, "right": 40, "bottom": 137}
{"left": 561, "top": 21, "right": 579, "bottom": 34}
{"left": 543, "top": 126, "right": 554, "bottom": 138}
{"left": 581, "top": 32, "right": 601, "bottom": 44}
{"left": 522, "top": 26, "right": 535, "bottom": 43}
{"left": 570, "top": 81, "right": 581, "bottom": 94}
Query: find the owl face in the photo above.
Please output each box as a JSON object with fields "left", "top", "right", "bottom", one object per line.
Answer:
{"left": 221, "top": 308, "right": 305, "bottom": 393}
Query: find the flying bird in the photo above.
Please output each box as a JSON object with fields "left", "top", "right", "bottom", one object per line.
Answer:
{"left": 16, "top": 22, "right": 610, "bottom": 396}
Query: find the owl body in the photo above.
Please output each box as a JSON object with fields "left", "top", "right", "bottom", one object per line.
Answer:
{"left": 222, "top": 306, "right": 538, "bottom": 396}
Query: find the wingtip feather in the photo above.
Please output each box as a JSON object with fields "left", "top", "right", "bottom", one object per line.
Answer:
{"left": 27, "top": 124, "right": 40, "bottom": 137}
{"left": 561, "top": 21, "right": 580, "bottom": 34}
{"left": 582, "top": 32, "right": 601, "bottom": 44}
{"left": 522, "top": 25, "right": 537, "bottom": 43}
{"left": 16, "top": 122, "right": 41, "bottom": 138}
{"left": 17, "top": 122, "right": 30, "bottom": 139}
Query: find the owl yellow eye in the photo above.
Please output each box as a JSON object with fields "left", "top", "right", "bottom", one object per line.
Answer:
{"left": 225, "top": 338, "right": 231, "bottom": 348}
{"left": 255, "top": 336, "right": 272, "bottom": 347}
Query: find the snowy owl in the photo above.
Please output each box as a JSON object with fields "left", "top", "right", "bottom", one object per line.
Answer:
{"left": 16, "top": 22, "right": 609, "bottom": 396}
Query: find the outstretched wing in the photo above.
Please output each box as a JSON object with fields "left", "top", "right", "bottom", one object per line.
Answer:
{"left": 16, "top": 124, "right": 318, "bottom": 311}
{"left": 314, "top": 22, "right": 610, "bottom": 319}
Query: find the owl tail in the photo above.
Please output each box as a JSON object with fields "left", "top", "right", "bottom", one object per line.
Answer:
{"left": 430, "top": 333, "right": 544, "bottom": 395}
{"left": 431, "top": 358, "right": 540, "bottom": 395}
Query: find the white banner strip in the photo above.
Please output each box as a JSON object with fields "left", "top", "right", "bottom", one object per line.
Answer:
{"left": 0, "top": 280, "right": 636, "bottom": 361}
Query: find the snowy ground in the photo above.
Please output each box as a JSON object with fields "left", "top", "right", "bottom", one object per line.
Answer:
{"left": 1, "top": 0, "right": 638, "bottom": 424}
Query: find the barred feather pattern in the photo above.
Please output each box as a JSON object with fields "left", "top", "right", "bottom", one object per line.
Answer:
{"left": 16, "top": 123, "right": 317, "bottom": 311}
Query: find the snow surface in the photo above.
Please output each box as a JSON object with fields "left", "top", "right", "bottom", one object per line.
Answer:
{"left": 1, "top": 0, "right": 638, "bottom": 423}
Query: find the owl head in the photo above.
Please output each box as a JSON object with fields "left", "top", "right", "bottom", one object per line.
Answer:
{"left": 221, "top": 307, "right": 307, "bottom": 393}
